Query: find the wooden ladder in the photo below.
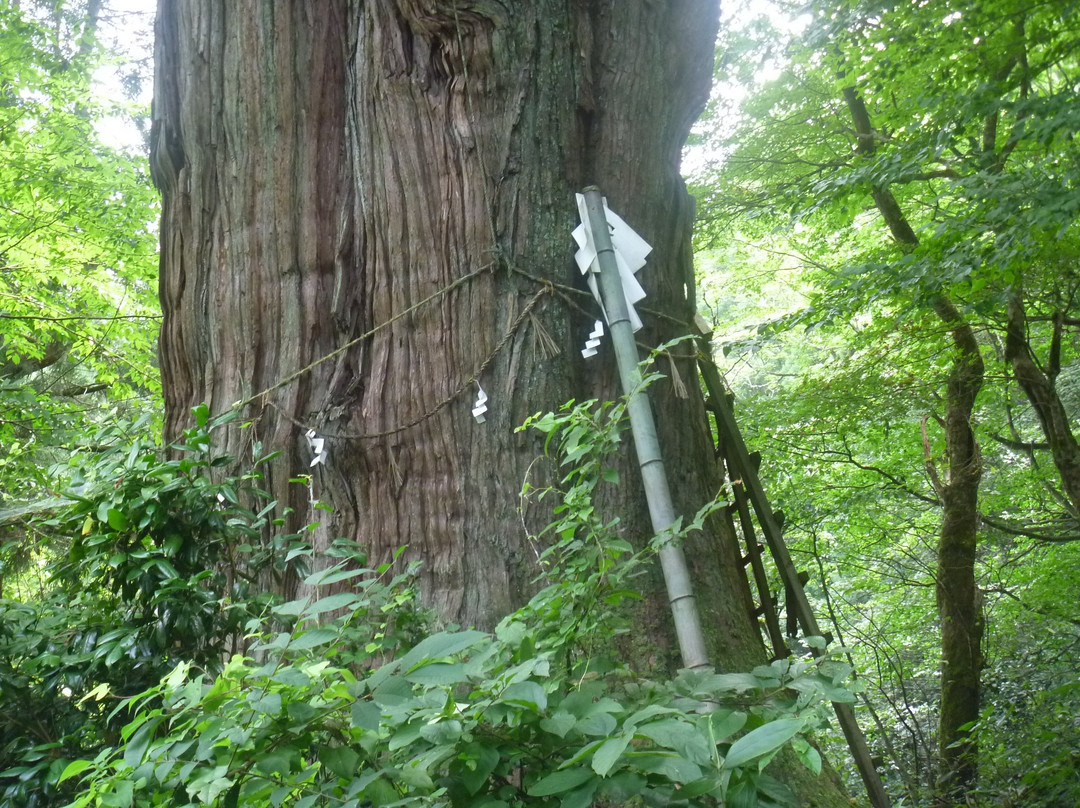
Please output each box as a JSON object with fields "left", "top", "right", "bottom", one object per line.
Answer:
{"left": 692, "top": 327, "right": 893, "bottom": 808}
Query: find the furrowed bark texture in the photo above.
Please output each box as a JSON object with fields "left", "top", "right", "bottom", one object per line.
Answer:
{"left": 844, "top": 85, "right": 984, "bottom": 801}
{"left": 148, "top": 0, "right": 807, "bottom": 689}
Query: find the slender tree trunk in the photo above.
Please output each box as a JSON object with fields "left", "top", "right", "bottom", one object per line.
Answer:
{"left": 843, "top": 85, "right": 985, "bottom": 802}
{"left": 1005, "top": 295, "right": 1080, "bottom": 517}
{"left": 931, "top": 297, "right": 984, "bottom": 802}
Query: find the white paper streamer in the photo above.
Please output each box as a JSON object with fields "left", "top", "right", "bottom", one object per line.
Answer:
{"left": 581, "top": 319, "right": 604, "bottom": 358}
{"left": 472, "top": 384, "right": 488, "bottom": 423}
{"left": 571, "top": 193, "right": 652, "bottom": 332}
{"left": 305, "top": 429, "right": 327, "bottom": 467}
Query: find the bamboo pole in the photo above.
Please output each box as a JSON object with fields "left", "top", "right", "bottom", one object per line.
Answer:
{"left": 581, "top": 187, "right": 710, "bottom": 672}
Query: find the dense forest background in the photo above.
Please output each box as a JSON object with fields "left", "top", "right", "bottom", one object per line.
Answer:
{"left": 0, "top": 1, "right": 1077, "bottom": 807}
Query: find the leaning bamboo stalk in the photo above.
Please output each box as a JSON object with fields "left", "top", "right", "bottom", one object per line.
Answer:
{"left": 581, "top": 187, "right": 709, "bottom": 672}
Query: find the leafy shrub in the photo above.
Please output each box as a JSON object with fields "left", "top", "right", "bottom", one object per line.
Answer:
{"left": 0, "top": 406, "right": 301, "bottom": 807}
{"left": 52, "top": 397, "right": 854, "bottom": 808}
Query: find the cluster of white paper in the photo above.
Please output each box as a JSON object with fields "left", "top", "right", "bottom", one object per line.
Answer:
{"left": 306, "top": 429, "right": 327, "bottom": 467}
{"left": 469, "top": 196, "right": 652, "bottom": 425}
{"left": 581, "top": 319, "right": 605, "bottom": 359}
{"left": 472, "top": 384, "right": 488, "bottom": 423}
{"left": 571, "top": 193, "right": 652, "bottom": 337}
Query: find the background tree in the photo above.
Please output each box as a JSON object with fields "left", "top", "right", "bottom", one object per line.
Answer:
{"left": 0, "top": 0, "right": 158, "bottom": 569}
{"left": 693, "top": 0, "right": 1080, "bottom": 804}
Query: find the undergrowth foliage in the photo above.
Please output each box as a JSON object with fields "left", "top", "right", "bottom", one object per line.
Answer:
{"left": 3, "top": 399, "right": 856, "bottom": 808}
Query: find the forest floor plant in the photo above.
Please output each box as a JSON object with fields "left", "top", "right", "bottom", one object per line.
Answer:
{"left": 5, "top": 395, "right": 856, "bottom": 808}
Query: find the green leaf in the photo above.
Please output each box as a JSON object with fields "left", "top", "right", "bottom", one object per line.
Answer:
{"left": 371, "top": 675, "right": 414, "bottom": 708}
{"left": 576, "top": 712, "right": 617, "bottom": 737}
{"left": 561, "top": 782, "right": 600, "bottom": 808}
{"left": 500, "top": 681, "right": 547, "bottom": 712}
{"left": 797, "top": 743, "right": 822, "bottom": 775}
{"left": 540, "top": 711, "right": 577, "bottom": 738}
{"left": 253, "top": 692, "right": 282, "bottom": 715}
{"left": 405, "top": 662, "right": 468, "bottom": 686}
{"left": 58, "top": 760, "right": 93, "bottom": 783}
{"left": 635, "top": 718, "right": 712, "bottom": 765}
{"left": 397, "top": 762, "right": 434, "bottom": 789}
{"left": 123, "top": 716, "right": 162, "bottom": 768}
{"left": 106, "top": 507, "right": 128, "bottom": 530}
{"left": 398, "top": 630, "right": 489, "bottom": 671}
{"left": 591, "top": 735, "right": 630, "bottom": 777}
{"left": 458, "top": 743, "right": 499, "bottom": 795}
{"left": 625, "top": 753, "right": 703, "bottom": 784}
{"left": 287, "top": 702, "right": 317, "bottom": 724}
{"left": 723, "top": 719, "right": 805, "bottom": 770}
{"left": 255, "top": 750, "right": 294, "bottom": 777}
{"left": 419, "top": 719, "right": 463, "bottom": 745}
{"left": 528, "top": 767, "right": 595, "bottom": 797}
{"left": 351, "top": 701, "right": 382, "bottom": 731}
{"left": 304, "top": 591, "right": 363, "bottom": 617}
{"left": 320, "top": 745, "right": 360, "bottom": 779}
{"left": 287, "top": 628, "right": 339, "bottom": 650}
{"left": 705, "top": 709, "right": 747, "bottom": 742}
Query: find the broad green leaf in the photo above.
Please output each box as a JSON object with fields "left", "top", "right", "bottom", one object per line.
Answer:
{"left": 397, "top": 762, "right": 434, "bottom": 789}
{"left": 591, "top": 735, "right": 630, "bottom": 776}
{"left": 58, "top": 760, "right": 93, "bottom": 783}
{"left": 287, "top": 702, "right": 317, "bottom": 724}
{"left": 253, "top": 692, "right": 282, "bottom": 715}
{"left": 398, "top": 630, "right": 489, "bottom": 671}
{"left": 797, "top": 743, "right": 822, "bottom": 775}
{"left": 635, "top": 718, "right": 712, "bottom": 765}
{"left": 304, "top": 591, "right": 363, "bottom": 617}
{"left": 287, "top": 628, "right": 339, "bottom": 650}
{"left": 723, "top": 718, "right": 805, "bottom": 770}
{"left": 540, "top": 711, "right": 577, "bottom": 738}
{"left": 106, "top": 507, "right": 128, "bottom": 530}
{"left": 320, "top": 745, "right": 360, "bottom": 779}
{"left": 123, "top": 716, "right": 162, "bottom": 768}
{"left": 624, "top": 752, "right": 704, "bottom": 784}
{"left": 576, "top": 712, "right": 617, "bottom": 737}
{"left": 271, "top": 597, "right": 311, "bottom": 616}
{"left": 371, "top": 675, "right": 414, "bottom": 708}
{"left": 351, "top": 701, "right": 382, "bottom": 731}
{"left": 528, "top": 767, "right": 595, "bottom": 797}
{"left": 405, "top": 662, "right": 468, "bottom": 686}
{"left": 458, "top": 743, "right": 499, "bottom": 795}
{"left": 500, "top": 681, "right": 547, "bottom": 712}
{"left": 419, "top": 719, "right": 463, "bottom": 745}
{"left": 705, "top": 709, "right": 747, "bottom": 742}
{"left": 255, "top": 750, "right": 294, "bottom": 776}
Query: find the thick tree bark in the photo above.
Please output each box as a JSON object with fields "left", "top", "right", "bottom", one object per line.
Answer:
{"left": 150, "top": 0, "right": 737, "bottom": 642}
{"left": 843, "top": 85, "right": 985, "bottom": 802}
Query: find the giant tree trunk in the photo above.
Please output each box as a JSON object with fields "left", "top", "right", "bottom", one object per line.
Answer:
{"left": 151, "top": 0, "right": 765, "bottom": 670}
{"left": 149, "top": 6, "right": 859, "bottom": 803}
